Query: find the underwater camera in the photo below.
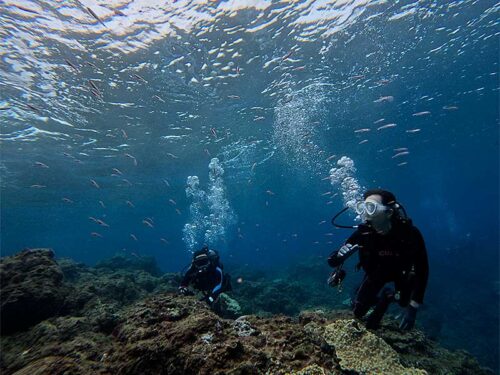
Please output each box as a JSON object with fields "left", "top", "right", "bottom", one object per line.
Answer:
{"left": 327, "top": 267, "right": 346, "bottom": 287}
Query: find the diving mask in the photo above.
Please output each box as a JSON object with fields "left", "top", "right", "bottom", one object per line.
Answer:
{"left": 355, "top": 199, "right": 387, "bottom": 217}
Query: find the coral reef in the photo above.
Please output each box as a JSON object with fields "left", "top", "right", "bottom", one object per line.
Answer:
{"left": 0, "top": 249, "right": 66, "bottom": 334}
{"left": 323, "top": 319, "right": 427, "bottom": 374}
{"left": 0, "top": 249, "right": 494, "bottom": 375}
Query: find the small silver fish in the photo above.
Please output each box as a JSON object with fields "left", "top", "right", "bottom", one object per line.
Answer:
{"left": 373, "top": 96, "right": 394, "bottom": 103}
{"left": 412, "top": 111, "right": 431, "bottom": 116}
{"left": 34, "top": 161, "right": 49, "bottom": 168}
{"left": 86, "top": 7, "right": 106, "bottom": 27}
{"left": 392, "top": 151, "right": 410, "bottom": 158}
{"left": 377, "top": 123, "right": 397, "bottom": 130}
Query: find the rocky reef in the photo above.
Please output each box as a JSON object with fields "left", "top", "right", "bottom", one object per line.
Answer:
{"left": 0, "top": 249, "right": 494, "bottom": 375}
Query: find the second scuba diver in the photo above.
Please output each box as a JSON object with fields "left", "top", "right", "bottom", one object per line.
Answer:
{"left": 178, "top": 246, "right": 232, "bottom": 310}
{"left": 328, "top": 189, "right": 429, "bottom": 330}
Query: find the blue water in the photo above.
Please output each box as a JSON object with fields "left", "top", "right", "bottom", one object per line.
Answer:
{"left": 1, "top": 0, "right": 498, "bottom": 370}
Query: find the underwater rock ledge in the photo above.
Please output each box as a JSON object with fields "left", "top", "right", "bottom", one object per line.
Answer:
{"left": 0, "top": 249, "right": 494, "bottom": 375}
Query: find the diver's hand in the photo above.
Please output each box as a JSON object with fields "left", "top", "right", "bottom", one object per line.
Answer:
{"left": 399, "top": 305, "right": 417, "bottom": 330}
{"left": 338, "top": 243, "right": 354, "bottom": 257}
{"left": 200, "top": 295, "right": 216, "bottom": 305}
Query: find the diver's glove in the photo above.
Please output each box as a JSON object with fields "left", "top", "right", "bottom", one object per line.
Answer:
{"left": 338, "top": 243, "right": 354, "bottom": 257}
{"left": 399, "top": 304, "right": 418, "bottom": 330}
{"left": 200, "top": 295, "right": 216, "bottom": 305}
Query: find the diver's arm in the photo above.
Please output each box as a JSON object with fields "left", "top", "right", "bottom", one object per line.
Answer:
{"left": 410, "top": 227, "right": 429, "bottom": 305}
{"left": 180, "top": 265, "right": 195, "bottom": 288}
{"left": 207, "top": 266, "right": 224, "bottom": 302}
{"left": 327, "top": 231, "right": 362, "bottom": 268}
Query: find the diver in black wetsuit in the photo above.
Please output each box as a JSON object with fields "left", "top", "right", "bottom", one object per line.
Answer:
{"left": 178, "top": 246, "right": 231, "bottom": 308}
{"left": 328, "top": 189, "right": 429, "bottom": 330}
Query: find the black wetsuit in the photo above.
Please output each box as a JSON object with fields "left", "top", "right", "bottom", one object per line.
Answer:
{"left": 180, "top": 263, "right": 229, "bottom": 301}
{"left": 328, "top": 221, "right": 429, "bottom": 321}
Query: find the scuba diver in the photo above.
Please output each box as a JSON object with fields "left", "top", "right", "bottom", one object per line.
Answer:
{"left": 328, "top": 189, "right": 429, "bottom": 330}
{"left": 178, "top": 246, "right": 232, "bottom": 309}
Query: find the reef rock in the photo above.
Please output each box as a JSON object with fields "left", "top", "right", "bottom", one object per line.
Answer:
{"left": 0, "top": 249, "right": 66, "bottom": 334}
{"left": 323, "top": 319, "right": 427, "bottom": 374}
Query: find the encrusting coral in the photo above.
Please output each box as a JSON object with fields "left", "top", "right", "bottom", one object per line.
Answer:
{"left": 0, "top": 249, "right": 494, "bottom": 375}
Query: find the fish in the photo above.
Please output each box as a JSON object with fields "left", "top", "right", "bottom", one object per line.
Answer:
{"left": 86, "top": 61, "right": 98, "bottom": 69}
{"left": 443, "top": 105, "right": 458, "bottom": 111}
{"left": 292, "top": 65, "right": 306, "bottom": 71}
{"left": 359, "top": 140, "right": 369, "bottom": 144}
{"left": 114, "top": 9, "right": 125, "bottom": 16}
{"left": 88, "top": 79, "right": 100, "bottom": 91}
{"left": 205, "top": 149, "right": 211, "bottom": 156}
{"left": 227, "top": 95, "right": 240, "bottom": 99}
{"left": 175, "top": 208, "right": 182, "bottom": 215}
{"left": 166, "top": 153, "right": 179, "bottom": 159}
{"left": 96, "top": 219, "right": 110, "bottom": 227}
{"left": 121, "top": 130, "right": 128, "bottom": 139}
{"left": 122, "top": 179, "right": 133, "bottom": 186}
{"left": 398, "top": 162, "right": 408, "bottom": 166}
{"left": 142, "top": 220, "right": 154, "bottom": 228}
{"left": 318, "top": 220, "right": 326, "bottom": 225}
{"left": 406, "top": 129, "right": 421, "bottom": 133}
{"left": 392, "top": 151, "right": 410, "bottom": 158}
{"left": 14, "top": 5, "right": 40, "bottom": 14}
{"left": 376, "top": 79, "right": 390, "bottom": 85}
{"left": 90, "top": 89, "right": 102, "bottom": 99}
{"left": 266, "top": 190, "right": 275, "bottom": 196}
{"left": 89, "top": 217, "right": 99, "bottom": 223}
{"left": 393, "top": 148, "right": 408, "bottom": 152}
{"left": 26, "top": 103, "right": 42, "bottom": 113}
{"left": 99, "top": 200, "right": 106, "bottom": 208}
{"left": 130, "top": 234, "right": 138, "bottom": 241}
{"left": 325, "top": 154, "right": 336, "bottom": 162}
{"left": 374, "top": 118, "right": 385, "bottom": 124}
{"left": 163, "top": 179, "right": 170, "bottom": 187}
{"left": 160, "top": 238, "right": 169, "bottom": 245}
{"left": 153, "top": 95, "right": 165, "bottom": 103}
{"left": 354, "top": 128, "right": 370, "bottom": 133}
{"left": 0, "top": 106, "right": 10, "bottom": 110}
{"left": 90, "top": 179, "right": 100, "bottom": 188}
{"left": 169, "top": 199, "right": 177, "bottom": 205}
{"left": 282, "top": 50, "right": 293, "bottom": 61}
{"left": 34, "top": 161, "right": 49, "bottom": 168}
{"left": 64, "top": 59, "right": 79, "bottom": 72}
{"left": 90, "top": 232, "right": 103, "bottom": 238}
{"left": 126, "top": 200, "right": 135, "bottom": 208}
{"left": 412, "top": 111, "right": 431, "bottom": 116}
{"left": 236, "top": 66, "right": 240, "bottom": 74}
{"left": 86, "top": 7, "right": 106, "bottom": 27}
{"left": 62, "top": 198, "right": 73, "bottom": 203}
{"left": 251, "top": 162, "right": 257, "bottom": 172}
{"left": 373, "top": 96, "right": 394, "bottom": 103}
{"left": 377, "top": 123, "right": 397, "bottom": 130}
{"left": 324, "top": 233, "right": 334, "bottom": 236}
{"left": 350, "top": 74, "right": 365, "bottom": 79}
{"left": 125, "top": 153, "right": 137, "bottom": 165}
{"left": 112, "top": 168, "right": 123, "bottom": 175}
{"left": 254, "top": 116, "right": 265, "bottom": 121}
{"left": 321, "top": 191, "right": 331, "bottom": 196}
{"left": 211, "top": 128, "right": 217, "bottom": 138}
{"left": 132, "top": 73, "right": 147, "bottom": 83}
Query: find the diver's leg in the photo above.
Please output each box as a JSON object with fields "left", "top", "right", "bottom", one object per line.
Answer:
{"left": 352, "top": 275, "right": 384, "bottom": 319}
{"left": 366, "top": 287, "right": 395, "bottom": 329}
